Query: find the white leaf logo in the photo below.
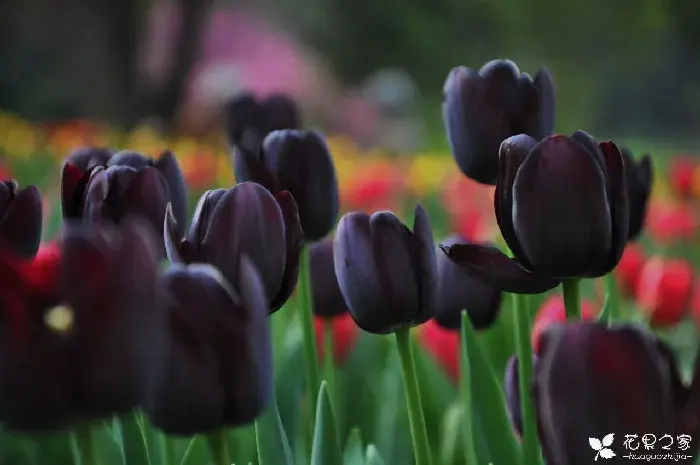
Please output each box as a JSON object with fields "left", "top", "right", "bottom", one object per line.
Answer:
{"left": 590, "top": 434, "right": 616, "bottom": 460}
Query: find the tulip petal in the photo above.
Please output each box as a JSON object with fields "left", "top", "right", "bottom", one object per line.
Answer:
{"left": 108, "top": 151, "right": 151, "bottom": 169}
{"left": 496, "top": 134, "right": 538, "bottom": 270}
{"left": 438, "top": 243, "right": 560, "bottom": 294}
{"left": 504, "top": 356, "right": 523, "bottom": 437}
{"left": 61, "top": 163, "right": 90, "bottom": 219}
{"left": 270, "top": 191, "right": 303, "bottom": 312}
{"left": 411, "top": 204, "right": 438, "bottom": 325}
{"left": 155, "top": 150, "right": 188, "bottom": 238}
{"left": 625, "top": 151, "right": 653, "bottom": 241}
{"left": 512, "top": 135, "right": 612, "bottom": 278}
{"left": 164, "top": 203, "right": 184, "bottom": 263}
{"left": 121, "top": 167, "right": 170, "bottom": 247}
{"left": 262, "top": 94, "right": 301, "bottom": 133}
{"left": 597, "top": 141, "right": 630, "bottom": 275}
{"left": 533, "top": 67, "right": 555, "bottom": 138}
{"left": 65, "top": 147, "right": 113, "bottom": 171}
{"left": 309, "top": 238, "right": 347, "bottom": 317}
{"left": 187, "top": 189, "right": 227, "bottom": 252}
{"left": 0, "top": 185, "right": 42, "bottom": 259}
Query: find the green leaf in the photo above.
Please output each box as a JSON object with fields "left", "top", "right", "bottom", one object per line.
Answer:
{"left": 365, "top": 445, "right": 386, "bottom": 465}
{"left": 439, "top": 402, "right": 464, "bottom": 465}
{"left": 461, "top": 311, "right": 521, "bottom": 465}
{"left": 179, "top": 437, "right": 207, "bottom": 465}
{"left": 118, "top": 412, "right": 151, "bottom": 465}
{"left": 255, "top": 392, "right": 294, "bottom": 465}
{"left": 597, "top": 293, "right": 611, "bottom": 325}
{"left": 343, "top": 428, "right": 364, "bottom": 465}
{"left": 310, "top": 382, "right": 342, "bottom": 465}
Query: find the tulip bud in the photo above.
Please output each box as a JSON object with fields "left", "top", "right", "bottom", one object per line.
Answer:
{"left": 333, "top": 205, "right": 437, "bottom": 334}
{"left": 309, "top": 237, "right": 348, "bottom": 317}
{"left": 636, "top": 256, "right": 692, "bottom": 328}
{"left": 442, "top": 59, "right": 555, "bottom": 185}
{"left": 0, "top": 180, "right": 42, "bottom": 259}
{"left": 64, "top": 147, "right": 114, "bottom": 172}
{"left": 620, "top": 147, "right": 653, "bottom": 241}
{"left": 223, "top": 92, "right": 300, "bottom": 149}
{"left": 440, "top": 132, "right": 629, "bottom": 294}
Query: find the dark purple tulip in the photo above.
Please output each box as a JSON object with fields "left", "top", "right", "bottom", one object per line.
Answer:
{"left": 224, "top": 92, "right": 301, "bottom": 149}
{"left": 0, "top": 180, "right": 42, "bottom": 259}
{"left": 233, "top": 129, "right": 339, "bottom": 241}
{"left": 309, "top": 237, "right": 347, "bottom": 317}
{"left": 620, "top": 147, "right": 653, "bottom": 241}
{"left": 164, "top": 182, "right": 303, "bottom": 313}
{"left": 504, "top": 355, "right": 541, "bottom": 438}
{"left": 534, "top": 322, "right": 700, "bottom": 465}
{"left": 64, "top": 147, "right": 114, "bottom": 171}
{"left": 0, "top": 219, "right": 163, "bottom": 431}
{"left": 144, "top": 258, "right": 272, "bottom": 435}
{"left": 333, "top": 205, "right": 437, "bottom": 334}
{"left": 434, "top": 234, "right": 502, "bottom": 330}
{"left": 442, "top": 59, "right": 555, "bottom": 185}
{"left": 440, "top": 132, "right": 629, "bottom": 294}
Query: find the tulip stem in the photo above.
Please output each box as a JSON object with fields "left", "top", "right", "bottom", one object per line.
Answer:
{"left": 72, "top": 424, "right": 96, "bottom": 465}
{"left": 395, "top": 327, "right": 433, "bottom": 465}
{"left": 206, "top": 430, "right": 230, "bottom": 465}
{"left": 298, "top": 245, "right": 321, "bottom": 425}
{"left": 562, "top": 279, "right": 581, "bottom": 320}
{"left": 513, "top": 294, "right": 542, "bottom": 465}
{"left": 323, "top": 319, "right": 337, "bottom": 409}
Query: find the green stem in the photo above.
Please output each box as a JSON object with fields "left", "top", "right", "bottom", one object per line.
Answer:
{"left": 459, "top": 312, "right": 479, "bottom": 465}
{"left": 206, "top": 430, "right": 230, "bottom": 465}
{"left": 605, "top": 273, "right": 620, "bottom": 322}
{"left": 72, "top": 424, "right": 95, "bottom": 465}
{"left": 298, "top": 246, "right": 321, "bottom": 423}
{"left": 395, "top": 327, "right": 432, "bottom": 465}
{"left": 562, "top": 279, "right": 581, "bottom": 320}
{"left": 323, "top": 319, "right": 337, "bottom": 405}
{"left": 513, "top": 294, "right": 541, "bottom": 464}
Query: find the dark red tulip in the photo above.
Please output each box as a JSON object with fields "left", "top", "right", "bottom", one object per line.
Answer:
{"left": 530, "top": 294, "right": 597, "bottom": 354}
{"left": 0, "top": 180, "right": 42, "bottom": 259}
{"left": 636, "top": 256, "right": 692, "bottom": 328}
{"left": 620, "top": 147, "right": 652, "bottom": 241}
{"left": 533, "top": 323, "right": 699, "bottom": 465}
{"left": 164, "top": 182, "right": 303, "bottom": 313}
{"left": 223, "top": 92, "right": 300, "bottom": 150}
{"left": 314, "top": 313, "right": 359, "bottom": 366}
{"left": 0, "top": 220, "right": 163, "bottom": 431}
{"left": 434, "top": 234, "right": 502, "bottom": 330}
{"left": 440, "top": 131, "right": 629, "bottom": 294}
{"left": 234, "top": 130, "right": 339, "bottom": 241}
{"left": 144, "top": 258, "right": 272, "bottom": 435}
{"left": 309, "top": 237, "right": 347, "bottom": 317}
{"left": 442, "top": 59, "right": 555, "bottom": 185}
{"left": 333, "top": 205, "right": 437, "bottom": 334}
{"left": 418, "top": 320, "right": 459, "bottom": 383}
{"left": 614, "top": 243, "right": 645, "bottom": 298}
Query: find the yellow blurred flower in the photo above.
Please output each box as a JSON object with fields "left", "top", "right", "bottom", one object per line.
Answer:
{"left": 406, "top": 154, "right": 454, "bottom": 197}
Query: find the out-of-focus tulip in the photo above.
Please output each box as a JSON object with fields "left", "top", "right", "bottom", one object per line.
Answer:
{"left": 669, "top": 157, "right": 695, "bottom": 199}
{"left": 418, "top": 320, "right": 459, "bottom": 384}
{"left": 223, "top": 92, "right": 300, "bottom": 149}
{"left": 165, "top": 182, "right": 303, "bottom": 313}
{"left": 107, "top": 150, "right": 188, "bottom": 238}
{"left": 636, "top": 256, "right": 692, "bottom": 328}
{"left": 620, "top": 147, "right": 652, "bottom": 241}
{"left": 0, "top": 180, "right": 42, "bottom": 258}
{"left": 0, "top": 220, "right": 163, "bottom": 431}
{"left": 309, "top": 237, "right": 347, "bottom": 317}
{"left": 440, "top": 132, "right": 629, "bottom": 294}
{"left": 504, "top": 355, "right": 540, "bottom": 437}
{"left": 233, "top": 130, "right": 339, "bottom": 241}
{"left": 533, "top": 323, "right": 699, "bottom": 465}
{"left": 333, "top": 205, "right": 437, "bottom": 334}
{"left": 530, "top": 294, "right": 597, "bottom": 354}
{"left": 442, "top": 59, "right": 555, "bottom": 185}
{"left": 144, "top": 258, "right": 272, "bottom": 435}
{"left": 314, "top": 313, "right": 359, "bottom": 366}
{"left": 613, "top": 243, "right": 646, "bottom": 298}
{"left": 433, "top": 234, "right": 502, "bottom": 330}
{"left": 64, "top": 147, "right": 113, "bottom": 171}
{"left": 647, "top": 202, "right": 697, "bottom": 244}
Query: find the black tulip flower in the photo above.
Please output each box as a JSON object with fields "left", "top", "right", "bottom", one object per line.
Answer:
{"left": 144, "top": 257, "right": 272, "bottom": 435}
{"left": 64, "top": 147, "right": 114, "bottom": 171}
{"left": 529, "top": 322, "right": 700, "bottom": 465}
{"left": 442, "top": 59, "right": 555, "bottom": 185}
{"left": 107, "top": 150, "right": 188, "bottom": 236}
{"left": 0, "top": 180, "right": 42, "bottom": 259}
{"left": 0, "top": 219, "right": 163, "bottom": 431}
{"left": 309, "top": 237, "right": 347, "bottom": 317}
{"left": 224, "top": 92, "right": 300, "bottom": 149}
{"left": 164, "top": 181, "right": 303, "bottom": 313}
{"left": 233, "top": 129, "right": 339, "bottom": 241}
{"left": 433, "top": 234, "right": 502, "bottom": 330}
{"left": 504, "top": 355, "right": 540, "bottom": 438}
{"left": 620, "top": 147, "right": 653, "bottom": 241}
{"left": 440, "top": 131, "right": 629, "bottom": 294}
{"left": 333, "top": 205, "right": 437, "bottom": 334}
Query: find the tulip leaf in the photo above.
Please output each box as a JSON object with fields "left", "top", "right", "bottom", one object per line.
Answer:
{"left": 343, "top": 428, "right": 364, "bottom": 465}
{"left": 310, "top": 381, "right": 342, "bottom": 465}
{"left": 118, "top": 412, "right": 151, "bottom": 465}
{"left": 461, "top": 311, "right": 522, "bottom": 465}
{"left": 255, "top": 391, "right": 294, "bottom": 465}
{"left": 597, "top": 293, "right": 612, "bottom": 325}
{"left": 179, "top": 436, "right": 207, "bottom": 465}
{"left": 365, "top": 445, "right": 386, "bottom": 465}
{"left": 439, "top": 401, "right": 465, "bottom": 465}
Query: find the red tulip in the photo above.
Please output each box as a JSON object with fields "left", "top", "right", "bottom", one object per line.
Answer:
{"left": 689, "top": 277, "right": 700, "bottom": 331}
{"left": 647, "top": 202, "right": 697, "bottom": 244}
{"left": 669, "top": 157, "right": 695, "bottom": 199}
{"left": 418, "top": 320, "right": 459, "bottom": 383}
{"left": 531, "top": 295, "right": 597, "bottom": 354}
{"left": 314, "top": 313, "right": 359, "bottom": 366}
{"left": 613, "top": 243, "right": 645, "bottom": 298}
{"left": 636, "top": 256, "right": 693, "bottom": 328}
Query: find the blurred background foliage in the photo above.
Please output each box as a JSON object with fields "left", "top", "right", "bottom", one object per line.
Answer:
{"left": 1, "top": 0, "right": 700, "bottom": 152}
